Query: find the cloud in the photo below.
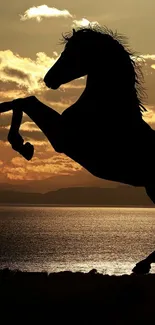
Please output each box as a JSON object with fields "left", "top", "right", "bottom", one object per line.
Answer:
{"left": 3, "top": 67, "right": 30, "bottom": 83}
{"left": 2, "top": 166, "right": 26, "bottom": 180}
{"left": 20, "top": 5, "right": 73, "bottom": 22}
{"left": 3, "top": 125, "right": 46, "bottom": 142}
{"left": 140, "top": 54, "right": 155, "bottom": 60}
{"left": 1, "top": 152, "right": 82, "bottom": 181}
{"left": 20, "top": 5, "right": 99, "bottom": 31}
{"left": 0, "top": 50, "right": 55, "bottom": 93}
{"left": 20, "top": 122, "right": 40, "bottom": 132}
{"left": 72, "top": 18, "right": 99, "bottom": 28}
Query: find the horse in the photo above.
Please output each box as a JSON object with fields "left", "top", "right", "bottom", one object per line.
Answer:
{"left": 0, "top": 25, "right": 155, "bottom": 203}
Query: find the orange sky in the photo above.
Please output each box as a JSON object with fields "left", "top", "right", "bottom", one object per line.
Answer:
{"left": 0, "top": 1, "right": 155, "bottom": 189}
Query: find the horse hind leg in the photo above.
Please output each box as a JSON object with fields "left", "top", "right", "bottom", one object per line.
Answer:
{"left": 144, "top": 129, "right": 155, "bottom": 204}
{"left": 145, "top": 184, "right": 155, "bottom": 204}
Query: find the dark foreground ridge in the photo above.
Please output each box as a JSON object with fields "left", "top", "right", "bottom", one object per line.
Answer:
{"left": 1, "top": 269, "right": 155, "bottom": 324}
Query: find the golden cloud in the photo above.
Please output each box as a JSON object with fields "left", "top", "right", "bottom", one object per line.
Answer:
{"left": 0, "top": 151, "right": 82, "bottom": 181}
{"left": 20, "top": 5, "right": 73, "bottom": 22}
{"left": 140, "top": 54, "right": 155, "bottom": 60}
{"left": 72, "top": 18, "right": 99, "bottom": 28}
{"left": 0, "top": 50, "right": 55, "bottom": 93}
{"left": 4, "top": 121, "right": 38, "bottom": 132}
{"left": 1, "top": 166, "right": 27, "bottom": 180}
{"left": 20, "top": 122, "right": 39, "bottom": 132}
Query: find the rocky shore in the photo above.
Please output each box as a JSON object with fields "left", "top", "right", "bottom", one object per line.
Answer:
{"left": 0, "top": 268, "right": 155, "bottom": 324}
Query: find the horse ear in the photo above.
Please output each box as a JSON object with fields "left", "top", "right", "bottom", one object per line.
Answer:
{"left": 73, "top": 28, "right": 76, "bottom": 34}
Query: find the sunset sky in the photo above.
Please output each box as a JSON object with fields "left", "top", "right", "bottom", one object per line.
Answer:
{"left": 0, "top": 0, "right": 155, "bottom": 190}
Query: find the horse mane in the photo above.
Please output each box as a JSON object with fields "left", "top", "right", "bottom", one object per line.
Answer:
{"left": 60, "top": 25, "right": 147, "bottom": 115}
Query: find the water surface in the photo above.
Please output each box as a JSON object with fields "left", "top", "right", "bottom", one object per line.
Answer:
{"left": 0, "top": 206, "right": 155, "bottom": 275}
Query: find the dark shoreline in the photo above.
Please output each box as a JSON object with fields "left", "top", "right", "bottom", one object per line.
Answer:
{"left": 1, "top": 269, "right": 155, "bottom": 323}
{"left": 0, "top": 203, "right": 154, "bottom": 208}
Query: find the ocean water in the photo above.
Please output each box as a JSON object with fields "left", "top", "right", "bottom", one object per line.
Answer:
{"left": 0, "top": 206, "right": 155, "bottom": 275}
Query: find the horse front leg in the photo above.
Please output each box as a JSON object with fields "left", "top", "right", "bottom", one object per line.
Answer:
{"left": 0, "top": 100, "right": 34, "bottom": 160}
{"left": 8, "top": 108, "right": 34, "bottom": 161}
{"left": 12, "top": 96, "right": 63, "bottom": 153}
{"left": 0, "top": 96, "right": 63, "bottom": 154}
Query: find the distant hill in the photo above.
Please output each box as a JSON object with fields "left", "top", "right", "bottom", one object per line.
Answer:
{"left": 0, "top": 170, "right": 119, "bottom": 193}
{"left": 0, "top": 186, "right": 153, "bottom": 206}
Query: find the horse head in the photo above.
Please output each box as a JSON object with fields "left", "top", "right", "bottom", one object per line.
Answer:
{"left": 44, "top": 25, "right": 146, "bottom": 118}
{"left": 44, "top": 28, "right": 90, "bottom": 89}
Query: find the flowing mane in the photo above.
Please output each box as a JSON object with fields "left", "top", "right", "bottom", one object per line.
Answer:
{"left": 60, "top": 25, "right": 147, "bottom": 116}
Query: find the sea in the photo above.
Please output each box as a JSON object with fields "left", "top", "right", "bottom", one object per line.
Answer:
{"left": 0, "top": 206, "right": 155, "bottom": 275}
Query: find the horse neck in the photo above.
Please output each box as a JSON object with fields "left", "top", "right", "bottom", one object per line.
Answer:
{"left": 85, "top": 72, "right": 103, "bottom": 103}
{"left": 84, "top": 70, "right": 142, "bottom": 125}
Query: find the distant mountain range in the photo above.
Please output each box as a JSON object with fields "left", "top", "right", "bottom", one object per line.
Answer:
{"left": 0, "top": 186, "right": 153, "bottom": 206}
{"left": 0, "top": 170, "right": 119, "bottom": 193}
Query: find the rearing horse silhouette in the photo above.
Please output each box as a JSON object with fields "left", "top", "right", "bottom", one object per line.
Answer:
{"left": 0, "top": 26, "right": 155, "bottom": 203}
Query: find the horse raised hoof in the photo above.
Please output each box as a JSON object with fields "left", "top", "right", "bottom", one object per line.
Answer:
{"left": 132, "top": 259, "right": 151, "bottom": 275}
{"left": 19, "top": 142, "right": 34, "bottom": 160}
